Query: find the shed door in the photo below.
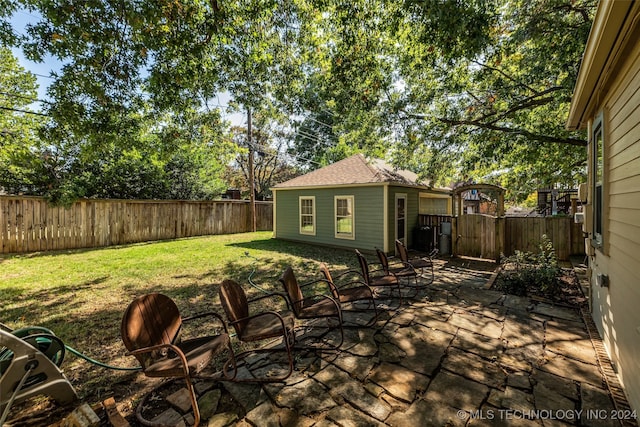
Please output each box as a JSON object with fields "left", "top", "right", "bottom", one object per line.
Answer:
{"left": 395, "top": 194, "right": 407, "bottom": 245}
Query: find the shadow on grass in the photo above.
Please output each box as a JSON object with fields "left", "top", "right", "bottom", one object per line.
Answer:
{"left": 1, "top": 235, "right": 375, "bottom": 423}
{"left": 227, "top": 237, "right": 355, "bottom": 261}
{"left": 1, "top": 277, "right": 110, "bottom": 330}
{"left": 0, "top": 239, "right": 177, "bottom": 260}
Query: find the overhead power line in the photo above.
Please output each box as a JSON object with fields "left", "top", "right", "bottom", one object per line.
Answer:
{"left": 0, "top": 91, "right": 52, "bottom": 105}
{"left": 303, "top": 116, "right": 334, "bottom": 130}
{"left": 33, "top": 73, "right": 55, "bottom": 80}
{"left": 0, "top": 106, "right": 49, "bottom": 117}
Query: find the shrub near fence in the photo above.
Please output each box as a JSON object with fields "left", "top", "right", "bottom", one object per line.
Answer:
{"left": 0, "top": 196, "right": 273, "bottom": 254}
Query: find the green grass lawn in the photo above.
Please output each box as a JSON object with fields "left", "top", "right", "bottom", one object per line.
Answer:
{"left": 0, "top": 231, "right": 360, "bottom": 406}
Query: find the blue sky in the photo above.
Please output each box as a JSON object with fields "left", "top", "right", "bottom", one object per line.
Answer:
{"left": 11, "top": 9, "right": 62, "bottom": 107}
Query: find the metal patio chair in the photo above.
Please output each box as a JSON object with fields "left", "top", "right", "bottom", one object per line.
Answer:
{"left": 218, "top": 279, "right": 295, "bottom": 382}
{"left": 121, "top": 293, "right": 236, "bottom": 427}
{"left": 395, "top": 239, "right": 437, "bottom": 286}
{"left": 279, "top": 266, "right": 344, "bottom": 349}
{"left": 318, "top": 263, "right": 379, "bottom": 326}
{"left": 376, "top": 248, "right": 419, "bottom": 287}
{"left": 354, "top": 249, "right": 403, "bottom": 306}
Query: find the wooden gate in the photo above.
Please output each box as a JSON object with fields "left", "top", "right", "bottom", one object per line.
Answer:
{"left": 454, "top": 214, "right": 501, "bottom": 260}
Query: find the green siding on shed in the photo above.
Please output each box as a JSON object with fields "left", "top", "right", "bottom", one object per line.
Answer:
{"left": 274, "top": 186, "right": 385, "bottom": 250}
{"left": 386, "top": 186, "right": 422, "bottom": 252}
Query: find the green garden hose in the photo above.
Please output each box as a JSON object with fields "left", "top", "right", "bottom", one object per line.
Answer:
{"left": 244, "top": 251, "right": 272, "bottom": 294}
{"left": 0, "top": 326, "right": 141, "bottom": 373}
{"left": 63, "top": 345, "right": 141, "bottom": 371}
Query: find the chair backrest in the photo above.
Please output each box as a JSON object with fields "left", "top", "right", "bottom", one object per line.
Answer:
{"left": 121, "top": 293, "right": 182, "bottom": 367}
{"left": 395, "top": 240, "right": 409, "bottom": 263}
{"left": 279, "top": 267, "right": 304, "bottom": 315}
{"left": 375, "top": 248, "right": 390, "bottom": 274}
{"left": 354, "top": 249, "right": 371, "bottom": 285}
{"left": 318, "top": 263, "right": 340, "bottom": 299}
{"left": 218, "top": 280, "right": 249, "bottom": 337}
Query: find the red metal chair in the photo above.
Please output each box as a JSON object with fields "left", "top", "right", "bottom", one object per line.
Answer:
{"left": 218, "top": 279, "right": 295, "bottom": 382}
{"left": 319, "top": 263, "right": 379, "bottom": 326}
{"left": 121, "top": 293, "right": 236, "bottom": 427}
{"left": 354, "top": 249, "right": 402, "bottom": 306}
{"left": 279, "top": 266, "right": 344, "bottom": 349}
{"left": 376, "top": 248, "right": 419, "bottom": 287}
{"left": 395, "top": 239, "right": 437, "bottom": 286}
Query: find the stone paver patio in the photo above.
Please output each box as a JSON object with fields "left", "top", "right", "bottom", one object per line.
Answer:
{"left": 143, "top": 257, "right": 638, "bottom": 427}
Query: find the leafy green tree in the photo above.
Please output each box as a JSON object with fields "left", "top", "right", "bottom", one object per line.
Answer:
{"left": 42, "top": 108, "right": 235, "bottom": 202}
{"left": 15, "top": 0, "right": 307, "bottom": 137}
{"left": 0, "top": 0, "right": 20, "bottom": 46}
{"left": 5, "top": 0, "right": 309, "bottom": 201}
{"left": 5, "top": 0, "right": 595, "bottom": 203}
{"left": 288, "top": 0, "right": 594, "bottom": 200}
{"left": 383, "top": 0, "right": 594, "bottom": 200}
{"left": 0, "top": 47, "right": 52, "bottom": 195}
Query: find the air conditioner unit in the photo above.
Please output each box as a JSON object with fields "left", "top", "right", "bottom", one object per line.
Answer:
{"left": 574, "top": 212, "right": 585, "bottom": 224}
{"left": 578, "top": 182, "right": 588, "bottom": 203}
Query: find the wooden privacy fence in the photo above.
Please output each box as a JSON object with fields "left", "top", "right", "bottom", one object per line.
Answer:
{"left": 419, "top": 214, "right": 585, "bottom": 261}
{"left": 503, "top": 216, "right": 584, "bottom": 260}
{"left": 0, "top": 196, "right": 273, "bottom": 254}
{"left": 456, "top": 215, "right": 585, "bottom": 261}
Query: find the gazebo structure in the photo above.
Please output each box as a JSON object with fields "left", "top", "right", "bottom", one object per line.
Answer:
{"left": 451, "top": 183, "right": 506, "bottom": 261}
{"left": 452, "top": 183, "right": 505, "bottom": 217}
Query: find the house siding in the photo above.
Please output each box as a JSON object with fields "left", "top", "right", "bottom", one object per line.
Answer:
{"left": 385, "top": 186, "right": 418, "bottom": 252}
{"left": 273, "top": 186, "right": 385, "bottom": 251}
{"left": 588, "top": 23, "right": 640, "bottom": 413}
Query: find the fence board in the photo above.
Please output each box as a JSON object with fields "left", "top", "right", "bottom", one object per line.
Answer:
{"left": 1, "top": 200, "right": 7, "bottom": 253}
{"left": 0, "top": 196, "right": 274, "bottom": 254}
{"left": 503, "top": 216, "right": 584, "bottom": 260}
{"left": 425, "top": 213, "right": 586, "bottom": 261}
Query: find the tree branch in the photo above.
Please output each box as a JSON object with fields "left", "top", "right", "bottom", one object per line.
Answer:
{"left": 471, "top": 60, "right": 537, "bottom": 94}
{"left": 437, "top": 117, "right": 586, "bottom": 146}
{"left": 485, "top": 96, "right": 553, "bottom": 124}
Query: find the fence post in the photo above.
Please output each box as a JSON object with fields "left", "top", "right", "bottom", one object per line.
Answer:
{"left": 451, "top": 216, "right": 458, "bottom": 257}
{"left": 495, "top": 216, "right": 505, "bottom": 262}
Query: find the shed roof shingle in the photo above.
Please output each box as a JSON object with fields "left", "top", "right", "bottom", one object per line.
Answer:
{"left": 273, "top": 154, "right": 426, "bottom": 188}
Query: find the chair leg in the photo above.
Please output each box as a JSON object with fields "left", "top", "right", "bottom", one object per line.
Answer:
{"left": 293, "top": 315, "right": 343, "bottom": 351}
{"left": 427, "top": 263, "right": 434, "bottom": 284}
{"left": 222, "top": 341, "right": 238, "bottom": 381}
{"left": 228, "top": 347, "right": 294, "bottom": 383}
{"left": 417, "top": 263, "right": 434, "bottom": 285}
{"left": 372, "top": 285, "right": 402, "bottom": 310}
{"left": 368, "top": 298, "right": 380, "bottom": 326}
{"left": 283, "top": 330, "right": 295, "bottom": 379}
{"left": 184, "top": 376, "right": 200, "bottom": 427}
{"left": 333, "top": 311, "right": 344, "bottom": 349}
{"left": 227, "top": 328, "right": 295, "bottom": 383}
{"left": 343, "top": 296, "right": 379, "bottom": 327}
{"left": 396, "top": 282, "right": 404, "bottom": 306}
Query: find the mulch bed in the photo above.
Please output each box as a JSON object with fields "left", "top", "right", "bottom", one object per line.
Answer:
{"left": 495, "top": 264, "right": 587, "bottom": 308}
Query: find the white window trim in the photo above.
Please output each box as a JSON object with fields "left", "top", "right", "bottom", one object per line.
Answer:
{"left": 334, "top": 195, "right": 355, "bottom": 240}
{"left": 592, "top": 111, "right": 604, "bottom": 249}
{"left": 395, "top": 193, "right": 407, "bottom": 244}
{"left": 299, "top": 196, "right": 316, "bottom": 235}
